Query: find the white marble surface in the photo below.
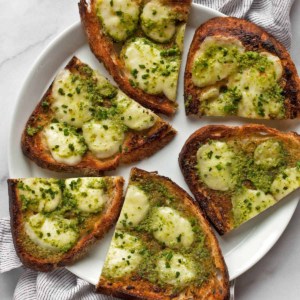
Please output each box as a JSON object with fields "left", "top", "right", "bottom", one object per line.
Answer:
{"left": 1, "top": 0, "right": 300, "bottom": 299}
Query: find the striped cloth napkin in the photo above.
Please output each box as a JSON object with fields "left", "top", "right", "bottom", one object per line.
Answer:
{"left": 0, "top": 0, "right": 295, "bottom": 298}
{"left": 194, "top": 0, "right": 294, "bottom": 49}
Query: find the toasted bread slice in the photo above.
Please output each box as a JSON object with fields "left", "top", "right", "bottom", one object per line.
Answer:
{"left": 179, "top": 124, "right": 300, "bottom": 235}
{"left": 79, "top": 0, "right": 192, "bottom": 116}
{"left": 21, "top": 57, "right": 176, "bottom": 175}
{"left": 96, "top": 168, "right": 229, "bottom": 300}
{"left": 8, "top": 176, "right": 124, "bottom": 272}
{"left": 184, "top": 17, "right": 300, "bottom": 119}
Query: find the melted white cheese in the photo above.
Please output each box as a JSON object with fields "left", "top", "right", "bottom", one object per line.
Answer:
{"left": 175, "top": 24, "right": 186, "bottom": 51}
{"left": 65, "top": 178, "right": 108, "bottom": 213}
{"left": 192, "top": 36, "right": 244, "bottom": 87}
{"left": 141, "top": 0, "right": 176, "bottom": 43}
{"left": 25, "top": 214, "right": 78, "bottom": 251}
{"left": 200, "top": 87, "right": 220, "bottom": 102}
{"left": 270, "top": 167, "right": 300, "bottom": 200}
{"left": 228, "top": 57, "right": 283, "bottom": 118}
{"left": 254, "top": 140, "right": 283, "bottom": 169}
{"left": 18, "top": 178, "right": 61, "bottom": 213}
{"left": 122, "top": 38, "right": 180, "bottom": 101}
{"left": 103, "top": 231, "right": 143, "bottom": 278}
{"left": 261, "top": 52, "right": 283, "bottom": 80}
{"left": 150, "top": 207, "right": 194, "bottom": 248}
{"left": 194, "top": 36, "right": 285, "bottom": 119}
{"left": 197, "top": 141, "right": 236, "bottom": 191}
{"left": 82, "top": 119, "right": 124, "bottom": 159}
{"left": 44, "top": 123, "right": 86, "bottom": 165}
{"left": 232, "top": 188, "right": 276, "bottom": 226}
{"left": 96, "top": 0, "right": 140, "bottom": 42}
{"left": 51, "top": 69, "right": 93, "bottom": 128}
{"left": 157, "top": 253, "right": 196, "bottom": 287}
{"left": 116, "top": 92, "right": 157, "bottom": 131}
{"left": 117, "top": 185, "right": 150, "bottom": 228}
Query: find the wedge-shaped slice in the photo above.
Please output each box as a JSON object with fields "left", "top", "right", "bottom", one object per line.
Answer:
{"left": 22, "top": 57, "right": 176, "bottom": 175}
{"left": 79, "top": 0, "right": 192, "bottom": 116}
{"left": 96, "top": 168, "right": 229, "bottom": 300}
{"left": 184, "top": 17, "right": 300, "bottom": 119}
{"left": 179, "top": 124, "right": 300, "bottom": 235}
{"left": 8, "top": 176, "right": 124, "bottom": 271}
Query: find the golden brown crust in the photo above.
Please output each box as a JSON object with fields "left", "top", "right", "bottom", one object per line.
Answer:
{"left": 179, "top": 124, "right": 300, "bottom": 235}
{"left": 184, "top": 17, "right": 300, "bottom": 119}
{"left": 79, "top": 0, "right": 192, "bottom": 116}
{"left": 96, "top": 168, "right": 229, "bottom": 300}
{"left": 21, "top": 56, "right": 176, "bottom": 175}
{"left": 8, "top": 177, "right": 125, "bottom": 272}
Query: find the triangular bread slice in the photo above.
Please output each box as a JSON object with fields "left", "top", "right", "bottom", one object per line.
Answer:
{"left": 184, "top": 17, "right": 300, "bottom": 119}
{"left": 8, "top": 176, "right": 124, "bottom": 272}
{"left": 79, "top": 0, "right": 192, "bottom": 116}
{"left": 21, "top": 57, "right": 176, "bottom": 175}
{"left": 179, "top": 124, "right": 300, "bottom": 235}
{"left": 96, "top": 168, "right": 229, "bottom": 300}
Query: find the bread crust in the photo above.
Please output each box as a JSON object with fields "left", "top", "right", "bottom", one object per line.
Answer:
{"left": 179, "top": 124, "right": 300, "bottom": 235}
{"left": 79, "top": 0, "right": 192, "bottom": 116}
{"left": 21, "top": 56, "right": 176, "bottom": 175}
{"left": 184, "top": 17, "right": 300, "bottom": 119}
{"left": 8, "top": 177, "right": 124, "bottom": 272}
{"left": 96, "top": 168, "right": 229, "bottom": 300}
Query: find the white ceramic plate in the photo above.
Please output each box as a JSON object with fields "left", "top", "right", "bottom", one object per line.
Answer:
{"left": 8, "top": 3, "right": 300, "bottom": 284}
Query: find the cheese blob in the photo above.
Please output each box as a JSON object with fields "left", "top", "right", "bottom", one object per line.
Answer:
{"left": 117, "top": 185, "right": 150, "bottom": 228}
{"left": 116, "top": 92, "right": 157, "bottom": 131}
{"left": 254, "top": 140, "right": 284, "bottom": 169}
{"left": 141, "top": 0, "right": 176, "bottom": 43}
{"left": 232, "top": 188, "right": 276, "bottom": 226}
{"left": 103, "top": 231, "right": 143, "bottom": 278}
{"left": 51, "top": 69, "right": 93, "bottom": 128}
{"left": 96, "top": 0, "right": 140, "bottom": 42}
{"left": 270, "top": 167, "right": 300, "bottom": 201}
{"left": 82, "top": 119, "right": 124, "bottom": 159}
{"left": 157, "top": 252, "right": 196, "bottom": 287}
{"left": 25, "top": 213, "right": 78, "bottom": 251}
{"left": 150, "top": 207, "right": 194, "bottom": 248}
{"left": 18, "top": 178, "right": 61, "bottom": 213}
{"left": 64, "top": 178, "right": 108, "bottom": 213}
{"left": 231, "top": 52, "right": 284, "bottom": 119}
{"left": 192, "top": 36, "right": 244, "bottom": 87}
{"left": 197, "top": 141, "right": 236, "bottom": 191}
{"left": 44, "top": 123, "right": 87, "bottom": 165}
{"left": 175, "top": 24, "right": 186, "bottom": 51}
{"left": 122, "top": 38, "right": 180, "bottom": 101}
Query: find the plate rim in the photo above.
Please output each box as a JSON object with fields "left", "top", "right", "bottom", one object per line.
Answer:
{"left": 7, "top": 2, "right": 299, "bottom": 283}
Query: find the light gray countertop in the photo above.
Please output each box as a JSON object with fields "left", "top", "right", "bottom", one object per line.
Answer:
{"left": 1, "top": 1, "right": 300, "bottom": 299}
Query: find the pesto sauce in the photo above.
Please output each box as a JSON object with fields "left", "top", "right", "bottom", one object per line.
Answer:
{"left": 197, "top": 138, "right": 291, "bottom": 226}
{"left": 26, "top": 125, "right": 43, "bottom": 136}
{"left": 232, "top": 150, "right": 287, "bottom": 193}
{"left": 18, "top": 177, "right": 111, "bottom": 256}
{"left": 109, "top": 178, "right": 216, "bottom": 292}
{"left": 48, "top": 61, "right": 157, "bottom": 163}
{"left": 96, "top": 0, "right": 139, "bottom": 42}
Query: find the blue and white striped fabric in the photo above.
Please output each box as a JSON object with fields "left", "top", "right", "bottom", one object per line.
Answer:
{"left": 0, "top": 1, "right": 296, "bottom": 298}
{"left": 194, "top": 0, "right": 295, "bottom": 49}
{"left": 0, "top": 218, "right": 109, "bottom": 300}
